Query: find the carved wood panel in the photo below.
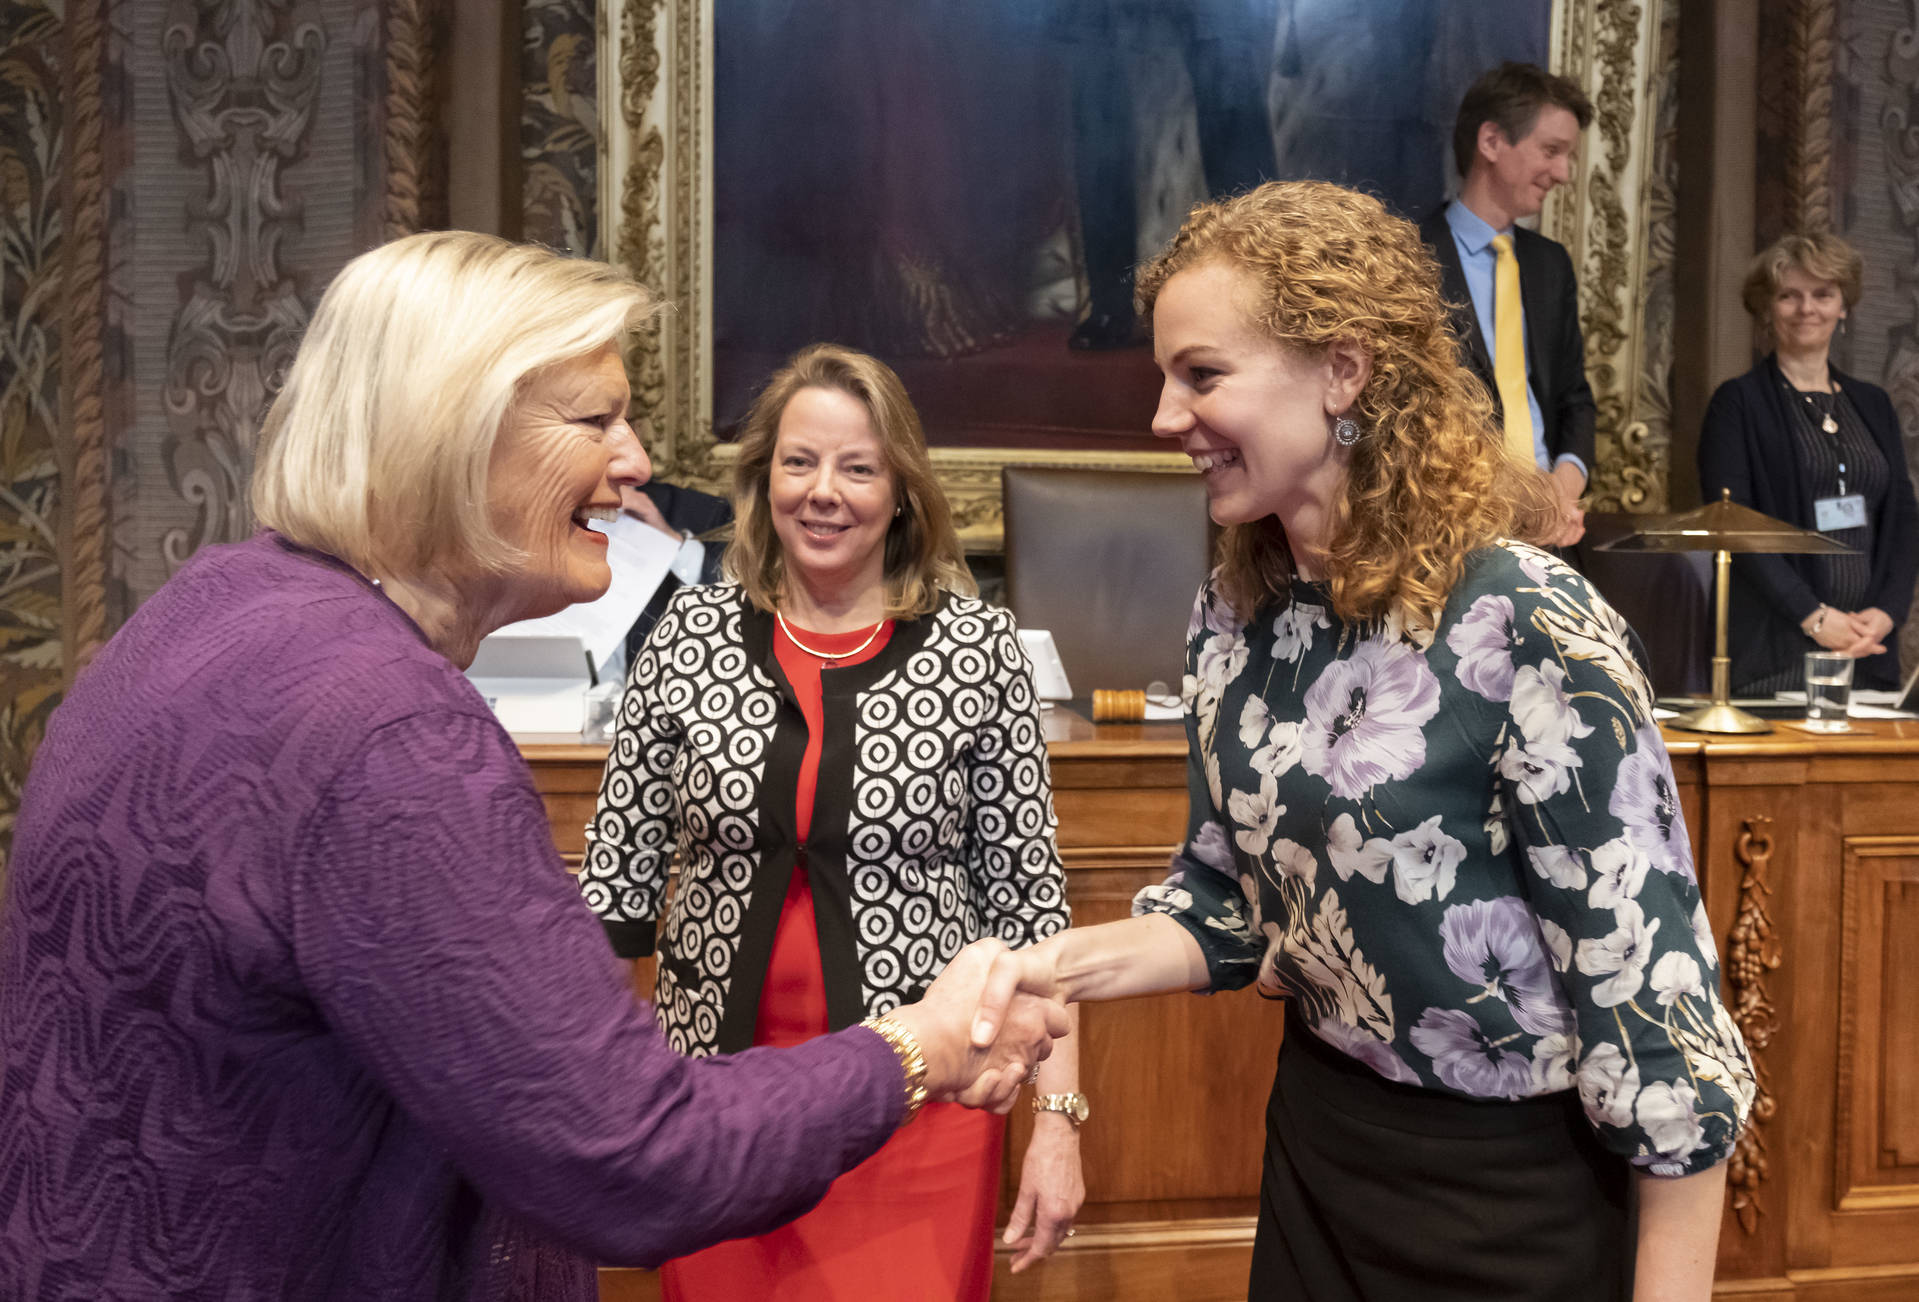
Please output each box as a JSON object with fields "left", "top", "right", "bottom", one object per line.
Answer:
{"left": 1835, "top": 835, "right": 1919, "bottom": 1212}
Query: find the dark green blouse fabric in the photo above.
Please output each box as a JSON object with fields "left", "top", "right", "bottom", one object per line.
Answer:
{"left": 1135, "top": 542, "right": 1754, "bottom": 1177}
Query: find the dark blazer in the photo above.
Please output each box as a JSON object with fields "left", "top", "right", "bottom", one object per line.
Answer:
{"left": 623, "top": 480, "right": 734, "bottom": 660}
{"left": 640, "top": 480, "right": 731, "bottom": 585}
{"left": 1697, "top": 355, "right": 1919, "bottom": 691}
{"left": 1419, "top": 205, "right": 1598, "bottom": 473}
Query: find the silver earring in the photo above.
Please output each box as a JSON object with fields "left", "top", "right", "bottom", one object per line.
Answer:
{"left": 1333, "top": 415, "right": 1360, "bottom": 447}
{"left": 894, "top": 505, "right": 903, "bottom": 517}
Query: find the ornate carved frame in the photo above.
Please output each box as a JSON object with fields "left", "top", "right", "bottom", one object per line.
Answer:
{"left": 602, "top": 0, "right": 1672, "bottom": 542}
{"left": 1543, "top": 0, "right": 1677, "bottom": 512}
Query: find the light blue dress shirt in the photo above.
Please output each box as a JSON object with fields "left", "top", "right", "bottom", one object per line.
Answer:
{"left": 1444, "top": 201, "right": 1587, "bottom": 480}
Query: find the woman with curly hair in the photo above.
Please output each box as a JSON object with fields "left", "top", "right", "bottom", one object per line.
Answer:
{"left": 975, "top": 181, "right": 1754, "bottom": 1301}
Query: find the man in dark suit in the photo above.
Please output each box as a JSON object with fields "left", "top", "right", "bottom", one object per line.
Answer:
{"left": 1419, "top": 62, "right": 1595, "bottom": 546}
{"left": 620, "top": 480, "right": 732, "bottom": 661}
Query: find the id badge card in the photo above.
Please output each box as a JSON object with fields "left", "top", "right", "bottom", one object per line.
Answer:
{"left": 1815, "top": 493, "right": 1868, "bottom": 531}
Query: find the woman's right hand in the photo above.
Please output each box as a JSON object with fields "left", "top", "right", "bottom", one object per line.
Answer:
{"left": 1808, "top": 608, "right": 1886, "bottom": 658}
{"left": 887, "top": 939, "right": 1069, "bottom": 1113}
{"left": 1803, "top": 602, "right": 1880, "bottom": 656}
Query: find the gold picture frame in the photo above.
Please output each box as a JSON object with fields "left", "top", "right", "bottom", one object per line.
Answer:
{"left": 599, "top": 0, "right": 1673, "bottom": 546}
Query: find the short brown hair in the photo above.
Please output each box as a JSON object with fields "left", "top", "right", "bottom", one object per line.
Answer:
{"left": 1741, "top": 232, "right": 1865, "bottom": 323}
{"left": 1134, "top": 181, "right": 1559, "bottom": 631}
{"left": 726, "top": 344, "right": 975, "bottom": 619}
{"left": 1452, "top": 62, "right": 1594, "bottom": 178}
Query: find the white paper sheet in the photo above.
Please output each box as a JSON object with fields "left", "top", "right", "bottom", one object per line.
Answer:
{"left": 493, "top": 515, "right": 681, "bottom": 675}
{"left": 1756, "top": 689, "right": 1915, "bottom": 720}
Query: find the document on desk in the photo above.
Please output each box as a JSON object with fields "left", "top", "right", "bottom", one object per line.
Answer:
{"left": 1767, "top": 689, "right": 1916, "bottom": 720}
{"left": 1144, "top": 691, "right": 1183, "bottom": 721}
{"left": 494, "top": 515, "right": 680, "bottom": 674}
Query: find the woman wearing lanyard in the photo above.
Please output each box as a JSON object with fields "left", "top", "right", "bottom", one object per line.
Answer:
{"left": 1697, "top": 232, "right": 1919, "bottom": 693}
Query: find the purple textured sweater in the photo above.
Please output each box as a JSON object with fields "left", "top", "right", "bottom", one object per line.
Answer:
{"left": 0, "top": 533, "right": 904, "bottom": 1300}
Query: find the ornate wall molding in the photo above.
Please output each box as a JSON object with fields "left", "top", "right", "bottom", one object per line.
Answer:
{"left": 1791, "top": 0, "right": 1837, "bottom": 236}
{"left": 383, "top": 0, "right": 441, "bottom": 240}
{"left": 59, "top": 0, "right": 110, "bottom": 679}
{"left": 158, "top": 0, "right": 325, "bottom": 568}
{"left": 1546, "top": 0, "right": 1674, "bottom": 511}
{"left": 603, "top": 0, "right": 677, "bottom": 473}
{"left": 1724, "top": 816, "right": 1783, "bottom": 1235}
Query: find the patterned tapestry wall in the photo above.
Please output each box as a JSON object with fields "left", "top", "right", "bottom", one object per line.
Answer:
{"left": 0, "top": 2, "right": 65, "bottom": 847}
{"left": 1823, "top": 0, "right": 1919, "bottom": 670}
{"left": 106, "top": 0, "right": 387, "bottom": 623}
{"left": 0, "top": 0, "right": 429, "bottom": 868}
{"left": 522, "top": 0, "right": 598, "bottom": 256}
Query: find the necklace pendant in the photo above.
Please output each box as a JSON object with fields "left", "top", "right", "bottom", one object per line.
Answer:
{"left": 1822, "top": 414, "right": 1839, "bottom": 434}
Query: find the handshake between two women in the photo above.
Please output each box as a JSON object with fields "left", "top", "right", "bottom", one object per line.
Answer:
{"left": 878, "top": 936, "right": 1073, "bottom": 1114}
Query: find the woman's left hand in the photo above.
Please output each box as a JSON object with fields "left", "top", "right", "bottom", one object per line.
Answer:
{"left": 1858, "top": 606, "right": 1895, "bottom": 641}
{"left": 1002, "top": 1113, "right": 1086, "bottom": 1272}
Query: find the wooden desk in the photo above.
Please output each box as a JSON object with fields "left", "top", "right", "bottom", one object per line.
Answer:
{"left": 522, "top": 716, "right": 1919, "bottom": 1302}
{"left": 1662, "top": 720, "right": 1919, "bottom": 1301}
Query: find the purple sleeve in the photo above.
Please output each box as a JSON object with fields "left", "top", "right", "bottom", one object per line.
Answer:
{"left": 286, "top": 707, "right": 905, "bottom": 1266}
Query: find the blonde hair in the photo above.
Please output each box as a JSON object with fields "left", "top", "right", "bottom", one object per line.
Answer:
{"left": 1742, "top": 232, "right": 1865, "bottom": 324}
{"left": 252, "top": 230, "right": 661, "bottom": 579}
{"left": 726, "top": 344, "right": 975, "bottom": 619}
{"left": 1134, "top": 180, "right": 1558, "bottom": 629}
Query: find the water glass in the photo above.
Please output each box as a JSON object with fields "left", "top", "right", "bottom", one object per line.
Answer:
{"left": 581, "top": 682, "right": 623, "bottom": 742}
{"left": 1803, "top": 651, "right": 1854, "bottom": 731}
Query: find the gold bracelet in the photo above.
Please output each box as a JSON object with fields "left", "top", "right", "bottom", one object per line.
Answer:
{"left": 859, "top": 1015, "right": 928, "bottom": 1123}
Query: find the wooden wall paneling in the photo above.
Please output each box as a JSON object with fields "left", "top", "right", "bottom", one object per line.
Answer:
{"left": 525, "top": 738, "right": 604, "bottom": 868}
{"left": 1779, "top": 774, "right": 1841, "bottom": 1278}
{"left": 992, "top": 729, "right": 1283, "bottom": 1297}
{"left": 1834, "top": 835, "right": 1919, "bottom": 1217}
{"left": 1799, "top": 771, "right": 1919, "bottom": 1285}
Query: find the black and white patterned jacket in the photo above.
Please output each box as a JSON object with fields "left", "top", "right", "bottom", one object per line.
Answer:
{"left": 580, "top": 583, "right": 1070, "bottom": 1057}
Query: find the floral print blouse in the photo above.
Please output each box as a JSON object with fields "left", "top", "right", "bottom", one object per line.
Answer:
{"left": 1136, "top": 542, "right": 1755, "bottom": 1177}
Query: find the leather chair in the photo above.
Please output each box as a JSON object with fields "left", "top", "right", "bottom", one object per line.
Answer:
{"left": 1000, "top": 467, "right": 1213, "bottom": 696}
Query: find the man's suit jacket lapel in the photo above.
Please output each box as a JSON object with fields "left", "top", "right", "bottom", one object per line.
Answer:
{"left": 1423, "top": 209, "right": 1494, "bottom": 385}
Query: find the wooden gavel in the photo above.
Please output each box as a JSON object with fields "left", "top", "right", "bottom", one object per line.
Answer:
{"left": 1090, "top": 689, "right": 1147, "bottom": 723}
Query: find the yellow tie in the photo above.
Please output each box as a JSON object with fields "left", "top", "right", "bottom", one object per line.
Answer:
{"left": 1490, "top": 234, "right": 1536, "bottom": 467}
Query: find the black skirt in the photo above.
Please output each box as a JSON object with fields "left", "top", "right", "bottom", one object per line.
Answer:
{"left": 1250, "top": 1011, "right": 1634, "bottom": 1302}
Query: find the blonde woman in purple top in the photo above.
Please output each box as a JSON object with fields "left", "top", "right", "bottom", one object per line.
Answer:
{"left": 0, "top": 232, "right": 1064, "bottom": 1301}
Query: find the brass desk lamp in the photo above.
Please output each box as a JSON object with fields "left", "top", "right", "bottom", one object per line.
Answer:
{"left": 1593, "top": 489, "right": 1856, "bottom": 735}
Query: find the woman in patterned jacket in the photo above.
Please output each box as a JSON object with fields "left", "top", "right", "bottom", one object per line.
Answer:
{"left": 581, "top": 344, "right": 1083, "bottom": 1299}
{"left": 975, "top": 181, "right": 1755, "bottom": 1301}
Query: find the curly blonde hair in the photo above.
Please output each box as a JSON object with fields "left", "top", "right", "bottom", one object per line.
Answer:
{"left": 1134, "top": 180, "right": 1559, "bottom": 629}
{"left": 727, "top": 344, "right": 975, "bottom": 619}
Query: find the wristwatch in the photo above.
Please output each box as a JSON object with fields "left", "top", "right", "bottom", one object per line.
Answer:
{"left": 1032, "top": 1091, "right": 1090, "bottom": 1129}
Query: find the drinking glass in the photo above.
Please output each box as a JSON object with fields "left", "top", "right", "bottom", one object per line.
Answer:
{"left": 582, "top": 681, "right": 623, "bottom": 742}
{"left": 1803, "top": 650, "right": 1854, "bottom": 731}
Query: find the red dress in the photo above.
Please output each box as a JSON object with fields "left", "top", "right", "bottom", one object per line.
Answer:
{"left": 660, "top": 618, "right": 1006, "bottom": 1302}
